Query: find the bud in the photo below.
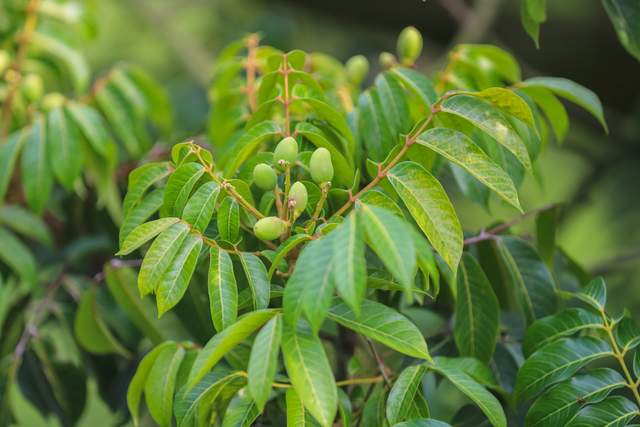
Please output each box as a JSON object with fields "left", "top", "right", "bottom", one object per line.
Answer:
{"left": 253, "top": 163, "right": 277, "bottom": 190}
{"left": 379, "top": 52, "right": 396, "bottom": 70}
{"left": 273, "top": 136, "right": 298, "bottom": 164}
{"left": 309, "top": 147, "right": 333, "bottom": 184}
{"left": 41, "top": 92, "right": 66, "bottom": 111}
{"left": 289, "top": 182, "right": 308, "bottom": 214}
{"left": 253, "top": 216, "right": 287, "bottom": 241}
{"left": 22, "top": 74, "right": 44, "bottom": 102}
{"left": 345, "top": 55, "right": 369, "bottom": 85}
{"left": 397, "top": 26, "right": 423, "bottom": 65}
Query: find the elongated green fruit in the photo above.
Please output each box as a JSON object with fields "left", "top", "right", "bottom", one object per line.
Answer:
{"left": 346, "top": 55, "right": 369, "bottom": 84}
{"left": 273, "top": 136, "right": 298, "bottom": 164}
{"left": 397, "top": 26, "right": 423, "bottom": 65}
{"left": 379, "top": 52, "right": 396, "bottom": 69}
{"left": 289, "top": 182, "right": 307, "bottom": 214}
{"left": 254, "top": 216, "right": 287, "bottom": 240}
{"left": 253, "top": 163, "right": 277, "bottom": 190}
{"left": 309, "top": 148, "right": 333, "bottom": 184}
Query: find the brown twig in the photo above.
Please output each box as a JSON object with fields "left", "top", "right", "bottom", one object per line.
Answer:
{"left": 1, "top": 0, "right": 41, "bottom": 138}
{"left": 365, "top": 338, "right": 391, "bottom": 385}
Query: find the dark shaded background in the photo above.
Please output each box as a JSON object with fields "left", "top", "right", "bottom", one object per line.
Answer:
{"left": 87, "top": 0, "right": 639, "bottom": 310}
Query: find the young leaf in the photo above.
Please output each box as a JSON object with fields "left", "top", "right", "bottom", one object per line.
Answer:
{"left": 208, "top": 246, "right": 238, "bottom": 332}
{"left": 21, "top": 118, "right": 53, "bottom": 214}
{"left": 117, "top": 217, "right": 181, "bottom": 255}
{"left": 156, "top": 233, "right": 203, "bottom": 315}
{"left": 515, "top": 337, "right": 612, "bottom": 403}
{"left": 218, "top": 197, "right": 240, "bottom": 243}
{"left": 328, "top": 299, "right": 431, "bottom": 360}
{"left": 358, "top": 203, "right": 417, "bottom": 296}
{"left": 238, "top": 252, "right": 271, "bottom": 310}
{"left": 281, "top": 321, "right": 337, "bottom": 427}
{"left": 187, "top": 309, "right": 279, "bottom": 389}
{"left": 248, "top": 315, "right": 282, "bottom": 411}
{"left": 47, "top": 107, "right": 82, "bottom": 189}
{"left": 144, "top": 344, "right": 185, "bottom": 427}
{"left": 454, "top": 253, "right": 500, "bottom": 363}
{"left": 525, "top": 368, "right": 626, "bottom": 427}
{"left": 416, "top": 128, "right": 521, "bottom": 211}
{"left": 331, "top": 214, "right": 366, "bottom": 315}
{"left": 387, "top": 161, "right": 463, "bottom": 271}
{"left": 440, "top": 95, "right": 532, "bottom": 171}
{"left": 523, "top": 308, "right": 603, "bottom": 356}
{"left": 431, "top": 360, "right": 506, "bottom": 427}
{"left": 182, "top": 181, "right": 219, "bottom": 232}
{"left": 386, "top": 365, "right": 427, "bottom": 425}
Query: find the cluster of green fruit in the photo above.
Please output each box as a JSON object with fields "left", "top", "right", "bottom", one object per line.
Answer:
{"left": 252, "top": 136, "right": 334, "bottom": 241}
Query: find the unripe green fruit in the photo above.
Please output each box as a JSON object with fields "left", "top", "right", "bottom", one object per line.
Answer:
{"left": 22, "top": 74, "right": 44, "bottom": 102}
{"left": 379, "top": 52, "right": 396, "bottom": 70}
{"left": 41, "top": 92, "right": 66, "bottom": 111}
{"left": 397, "top": 26, "right": 423, "bottom": 65}
{"left": 273, "top": 136, "right": 298, "bottom": 164}
{"left": 253, "top": 163, "right": 277, "bottom": 190}
{"left": 345, "top": 55, "right": 369, "bottom": 84}
{"left": 289, "top": 181, "right": 308, "bottom": 214}
{"left": 309, "top": 147, "right": 333, "bottom": 184}
{"left": 0, "top": 50, "right": 10, "bottom": 74}
{"left": 253, "top": 216, "right": 287, "bottom": 240}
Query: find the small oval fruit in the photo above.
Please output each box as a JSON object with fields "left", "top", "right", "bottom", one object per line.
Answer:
{"left": 22, "top": 74, "right": 44, "bottom": 102}
{"left": 379, "top": 52, "right": 396, "bottom": 70}
{"left": 309, "top": 147, "right": 333, "bottom": 184}
{"left": 253, "top": 216, "right": 287, "bottom": 240}
{"left": 345, "top": 55, "right": 369, "bottom": 84}
{"left": 397, "top": 26, "right": 423, "bottom": 65}
{"left": 253, "top": 163, "right": 277, "bottom": 190}
{"left": 273, "top": 136, "right": 298, "bottom": 164}
{"left": 288, "top": 181, "right": 308, "bottom": 214}
{"left": 41, "top": 92, "right": 66, "bottom": 111}
{"left": 0, "top": 50, "right": 10, "bottom": 75}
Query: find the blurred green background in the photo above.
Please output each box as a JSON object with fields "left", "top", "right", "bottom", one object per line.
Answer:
{"left": 85, "top": 0, "right": 639, "bottom": 310}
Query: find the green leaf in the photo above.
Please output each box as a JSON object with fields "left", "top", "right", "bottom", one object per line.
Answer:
{"left": 21, "top": 118, "right": 53, "bottom": 214}
{"left": 222, "top": 121, "right": 282, "bottom": 176}
{"left": 128, "top": 342, "right": 175, "bottom": 425}
{"left": 208, "top": 246, "right": 238, "bottom": 332}
{"left": 144, "top": 344, "right": 185, "bottom": 427}
{"left": 615, "top": 314, "right": 640, "bottom": 352}
{"left": 96, "top": 84, "right": 143, "bottom": 157}
{"left": 296, "top": 97, "right": 355, "bottom": 154}
{"left": 521, "top": 77, "right": 607, "bottom": 132}
{"left": 47, "top": 107, "right": 82, "bottom": 189}
{"left": 416, "top": 128, "right": 521, "bottom": 211}
{"left": 523, "top": 308, "right": 604, "bottom": 356}
{"left": 0, "top": 205, "right": 52, "bottom": 247}
{"left": 431, "top": 361, "right": 506, "bottom": 427}
{"left": 441, "top": 95, "right": 532, "bottom": 171}
{"left": 458, "top": 44, "right": 522, "bottom": 83}
{"left": 281, "top": 321, "right": 337, "bottom": 427}
{"left": 163, "top": 162, "right": 205, "bottom": 217}
{"left": 393, "top": 420, "right": 451, "bottom": 427}
{"left": 575, "top": 277, "right": 607, "bottom": 311}
{"left": 519, "top": 87, "right": 568, "bottom": 143}
{"left": 123, "top": 162, "right": 173, "bottom": 217}
{"left": 329, "top": 299, "right": 430, "bottom": 360}
{"left": 358, "top": 89, "right": 394, "bottom": 161}
{"left": 187, "top": 309, "right": 279, "bottom": 389}
{"left": 286, "top": 388, "right": 307, "bottom": 427}
{"left": 175, "top": 367, "right": 246, "bottom": 426}
{"left": 138, "top": 222, "right": 190, "bottom": 296}
{"left": 495, "top": 237, "right": 558, "bottom": 325}
{"left": 300, "top": 234, "right": 336, "bottom": 334}
{"left": 221, "top": 393, "right": 259, "bottom": 427}
{"left": 0, "top": 130, "right": 25, "bottom": 201}
{"left": 66, "top": 103, "right": 114, "bottom": 159}
{"left": 156, "top": 233, "right": 203, "bottom": 315}
{"left": 515, "top": 337, "right": 612, "bottom": 403}
{"left": 218, "top": 197, "right": 240, "bottom": 243}
{"left": 358, "top": 203, "right": 417, "bottom": 296}
{"left": 387, "top": 161, "right": 462, "bottom": 270}
{"left": 565, "top": 396, "right": 638, "bottom": 427}
{"left": 0, "top": 228, "right": 37, "bottom": 285}
{"left": 331, "top": 214, "right": 366, "bottom": 315}
{"left": 603, "top": 0, "right": 640, "bottom": 61}
{"left": 248, "top": 315, "right": 282, "bottom": 411}
{"left": 454, "top": 254, "right": 500, "bottom": 363}
{"left": 117, "top": 217, "right": 181, "bottom": 255}
{"left": 30, "top": 32, "right": 89, "bottom": 93}
{"left": 182, "top": 181, "right": 219, "bottom": 232}
{"left": 432, "top": 357, "right": 498, "bottom": 389}
{"left": 375, "top": 72, "right": 411, "bottom": 139}
{"left": 386, "top": 365, "right": 427, "bottom": 425}
{"left": 464, "top": 87, "right": 535, "bottom": 127}
{"left": 389, "top": 67, "right": 438, "bottom": 109}
{"left": 525, "top": 368, "right": 626, "bottom": 427}
{"left": 359, "top": 189, "right": 404, "bottom": 218}
{"left": 74, "top": 287, "right": 130, "bottom": 357}
{"left": 238, "top": 252, "right": 271, "bottom": 310}
{"left": 535, "top": 206, "right": 558, "bottom": 265}
{"left": 267, "top": 234, "right": 311, "bottom": 280}
{"left": 119, "top": 188, "right": 164, "bottom": 246}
